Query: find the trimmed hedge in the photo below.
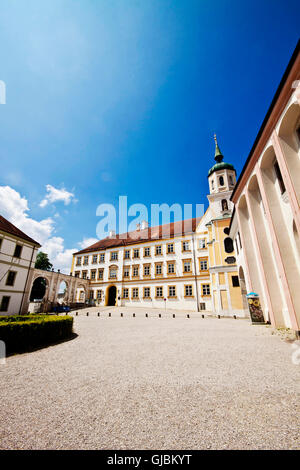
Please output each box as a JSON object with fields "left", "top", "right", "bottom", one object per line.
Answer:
{"left": 0, "top": 315, "right": 74, "bottom": 354}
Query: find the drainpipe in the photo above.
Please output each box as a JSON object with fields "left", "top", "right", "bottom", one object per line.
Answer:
{"left": 19, "top": 245, "right": 35, "bottom": 315}
{"left": 191, "top": 233, "right": 200, "bottom": 312}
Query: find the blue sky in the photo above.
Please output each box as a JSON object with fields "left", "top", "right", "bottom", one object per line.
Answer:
{"left": 0, "top": 0, "right": 299, "bottom": 271}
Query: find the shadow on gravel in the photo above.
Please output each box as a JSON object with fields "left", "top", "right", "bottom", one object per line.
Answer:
{"left": 6, "top": 333, "right": 78, "bottom": 357}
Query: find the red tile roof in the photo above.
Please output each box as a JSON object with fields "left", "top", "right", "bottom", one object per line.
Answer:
{"left": 0, "top": 215, "right": 41, "bottom": 247}
{"left": 74, "top": 217, "right": 201, "bottom": 255}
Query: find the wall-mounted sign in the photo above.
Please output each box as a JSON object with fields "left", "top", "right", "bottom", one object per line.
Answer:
{"left": 225, "top": 256, "right": 236, "bottom": 264}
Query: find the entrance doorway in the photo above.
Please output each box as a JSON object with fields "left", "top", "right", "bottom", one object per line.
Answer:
{"left": 107, "top": 285, "right": 117, "bottom": 306}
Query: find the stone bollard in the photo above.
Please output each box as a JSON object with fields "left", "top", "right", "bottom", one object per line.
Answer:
{"left": 187, "top": 314, "right": 190, "bottom": 318}
{"left": 218, "top": 315, "right": 220, "bottom": 319}
{"left": 173, "top": 314, "right": 175, "bottom": 318}
{"left": 233, "top": 315, "right": 236, "bottom": 319}
{"left": 145, "top": 313, "right": 148, "bottom": 318}
{"left": 159, "top": 313, "right": 161, "bottom": 318}
{"left": 76, "top": 312, "right": 78, "bottom": 316}
{"left": 202, "top": 314, "right": 204, "bottom": 318}
{"left": 121, "top": 313, "right": 123, "bottom": 317}
{"left": 133, "top": 313, "right": 135, "bottom": 317}
{"left": 109, "top": 312, "right": 111, "bottom": 317}
{"left": 87, "top": 312, "right": 89, "bottom": 316}
{"left": 97, "top": 312, "right": 100, "bottom": 317}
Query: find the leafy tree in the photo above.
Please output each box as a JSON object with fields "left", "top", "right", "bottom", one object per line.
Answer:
{"left": 35, "top": 252, "right": 53, "bottom": 271}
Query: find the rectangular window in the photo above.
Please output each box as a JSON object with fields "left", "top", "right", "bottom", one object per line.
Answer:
{"left": 144, "top": 265, "right": 150, "bottom": 276}
{"left": 167, "top": 243, "right": 174, "bottom": 254}
{"left": 155, "top": 245, "right": 162, "bottom": 255}
{"left": 99, "top": 253, "right": 105, "bottom": 262}
{"left": 75, "top": 271, "right": 80, "bottom": 278}
{"left": 199, "top": 239, "right": 206, "bottom": 249}
{"left": 124, "top": 250, "right": 130, "bottom": 259}
{"left": 110, "top": 251, "right": 118, "bottom": 261}
{"left": 202, "top": 284, "right": 210, "bottom": 296}
{"left": 132, "top": 288, "right": 139, "bottom": 299}
{"left": 168, "top": 286, "right": 176, "bottom": 297}
{"left": 238, "top": 231, "right": 242, "bottom": 249}
{"left": 185, "top": 285, "right": 193, "bottom": 297}
{"left": 83, "top": 256, "right": 89, "bottom": 265}
{"left": 133, "top": 266, "right": 139, "bottom": 277}
{"left": 92, "top": 255, "right": 98, "bottom": 264}
{"left": 123, "top": 268, "right": 130, "bottom": 278}
{"left": 274, "top": 161, "right": 286, "bottom": 194}
{"left": 232, "top": 275, "right": 240, "bottom": 287}
{"left": 144, "top": 287, "right": 150, "bottom": 298}
{"left": 0, "top": 296, "right": 10, "bottom": 312}
{"left": 182, "top": 241, "right": 190, "bottom": 252}
{"left": 123, "top": 288, "right": 129, "bottom": 299}
{"left": 76, "top": 257, "right": 81, "bottom": 266}
{"left": 79, "top": 291, "right": 84, "bottom": 300}
{"left": 200, "top": 259, "right": 208, "bottom": 271}
{"left": 200, "top": 302, "right": 206, "bottom": 311}
{"left": 97, "top": 290, "right": 102, "bottom": 300}
{"left": 144, "top": 247, "right": 150, "bottom": 257}
{"left": 82, "top": 271, "right": 87, "bottom": 279}
{"left": 183, "top": 261, "right": 191, "bottom": 272}
{"left": 156, "top": 264, "right": 162, "bottom": 275}
{"left": 6, "top": 271, "right": 16, "bottom": 286}
{"left": 235, "top": 239, "right": 239, "bottom": 255}
{"left": 90, "top": 270, "right": 96, "bottom": 280}
{"left": 98, "top": 269, "right": 104, "bottom": 280}
{"left": 13, "top": 244, "right": 22, "bottom": 258}
{"left": 110, "top": 269, "right": 117, "bottom": 278}
{"left": 133, "top": 249, "right": 139, "bottom": 259}
{"left": 168, "top": 263, "right": 175, "bottom": 274}
{"left": 156, "top": 286, "right": 163, "bottom": 298}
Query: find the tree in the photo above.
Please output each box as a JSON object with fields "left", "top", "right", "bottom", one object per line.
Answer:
{"left": 35, "top": 252, "right": 53, "bottom": 271}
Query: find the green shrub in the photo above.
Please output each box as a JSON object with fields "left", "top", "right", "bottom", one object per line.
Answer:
{"left": 0, "top": 315, "right": 74, "bottom": 354}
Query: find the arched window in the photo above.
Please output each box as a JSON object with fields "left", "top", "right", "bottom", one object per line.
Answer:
{"left": 221, "top": 199, "right": 228, "bottom": 211}
{"left": 219, "top": 176, "right": 224, "bottom": 186}
{"left": 224, "top": 237, "right": 234, "bottom": 253}
{"left": 229, "top": 175, "right": 234, "bottom": 185}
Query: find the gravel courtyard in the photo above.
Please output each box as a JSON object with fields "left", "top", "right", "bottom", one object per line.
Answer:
{"left": 0, "top": 307, "right": 299, "bottom": 450}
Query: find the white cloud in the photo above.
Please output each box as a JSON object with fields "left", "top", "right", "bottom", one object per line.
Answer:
{"left": 78, "top": 237, "right": 98, "bottom": 249}
{"left": 39, "top": 184, "right": 76, "bottom": 208}
{"left": 0, "top": 185, "right": 98, "bottom": 274}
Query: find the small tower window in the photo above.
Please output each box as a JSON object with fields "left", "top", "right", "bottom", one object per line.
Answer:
{"left": 224, "top": 237, "right": 234, "bottom": 253}
{"left": 219, "top": 176, "right": 224, "bottom": 186}
{"left": 221, "top": 199, "right": 228, "bottom": 211}
{"left": 274, "top": 161, "right": 286, "bottom": 194}
{"left": 229, "top": 175, "right": 234, "bottom": 185}
{"left": 211, "top": 179, "right": 214, "bottom": 190}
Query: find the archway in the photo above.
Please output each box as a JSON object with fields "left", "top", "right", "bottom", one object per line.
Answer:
{"left": 30, "top": 276, "right": 48, "bottom": 301}
{"left": 106, "top": 285, "right": 117, "bottom": 306}
{"left": 57, "top": 280, "right": 68, "bottom": 304}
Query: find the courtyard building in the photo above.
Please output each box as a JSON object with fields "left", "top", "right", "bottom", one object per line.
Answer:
{"left": 71, "top": 141, "right": 246, "bottom": 316}
{"left": 229, "top": 40, "right": 300, "bottom": 332}
{"left": 0, "top": 215, "right": 41, "bottom": 315}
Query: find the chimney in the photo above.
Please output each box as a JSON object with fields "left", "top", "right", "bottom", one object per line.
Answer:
{"left": 109, "top": 230, "right": 116, "bottom": 238}
{"left": 141, "top": 220, "right": 149, "bottom": 230}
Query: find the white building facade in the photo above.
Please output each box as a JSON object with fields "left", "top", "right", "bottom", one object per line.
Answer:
{"left": 0, "top": 216, "right": 41, "bottom": 315}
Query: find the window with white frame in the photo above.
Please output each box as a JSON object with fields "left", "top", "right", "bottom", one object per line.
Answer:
{"left": 109, "top": 268, "right": 117, "bottom": 278}
{"left": 202, "top": 284, "right": 210, "bottom": 295}
{"left": 132, "top": 288, "right": 139, "bottom": 299}
{"left": 200, "top": 259, "right": 208, "bottom": 271}
{"left": 133, "top": 266, "right": 139, "bottom": 277}
{"left": 185, "top": 285, "right": 193, "bottom": 297}
{"left": 83, "top": 256, "right": 89, "bottom": 265}
{"left": 92, "top": 255, "right": 98, "bottom": 264}
{"left": 144, "top": 265, "right": 150, "bottom": 276}
{"left": 123, "top": 288, "right": 129, "bottom": 299}
{"left": 123, "top": 267, "right": 130, "bottom": 278}
{"left": 97, "top": 290, "right": 102, "bottom": 300}
{"left": 98, "top": 269, "right": 104, "bottom": 280}
{"left": 155, "top": 245, "right": 162, "bottom": 255}
{"left": 183, "top": 260, "right": 191, "bottom": 272}
{"left": 90, "top": 270, "right": 96, "bottom": 280}
{"left": 82, "top": 271, "right": 87, "bottom": 279}
{"left": 133, "top": 249, "right": 139, "bottom": 258}
{"left": 110, "top": 251, "right": 118, "bottom": 261}
{"left": 168, "top": 263, "right": 175, "bottom": 274}
{"left": 199, "top": 239, "right": 206, "bottom": 249}
{"left": 182, "top": 241, "right": 190, "bottom": 252}
{"left": 167, "top": 243, "right": 174, "bottom": 253}
{"left": 156, "top": 286, "right": 163, "bottom": 297}
{"left": 124, "top": 250, "right": 130, "bottom": 259}
{"left": 144, "top": 287, "right": 150, "bottom": 298}
{"left": 99, "top": 253, "right": 105, "bottom": 262}
{"left": 168, "top": 286, "right": 176, "bottom": 297}
{"left": 76, "top": 257, "right": 81, "bottom": 266}
{"left": 144, "top": 247, "right": 150, "bottom": 257}
{"left": 156, "top": 264, "right": 162, "bottom": 275}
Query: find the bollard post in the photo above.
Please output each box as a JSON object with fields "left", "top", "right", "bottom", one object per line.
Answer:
{"left": 121, "top": 313, "right": 123, "bottom": 317}
{"left": 87, "top": 312, "right": 89, "bottom": 316}
{"left": 187, "top": 314, "right": 190, "bottom": 318}
{"left": 218, "top": 314, "right": 220, "bottom": 319}
{"left": 109, "top": 312, "right": 111, "bottom": 317}
{"left": 133, "top": 313, "right": 135, "bottom": 317}
{"left": 76, "top": 311, "right": 78, "bottom": 316}
{"left": 202, "top": 314, "right": 204, "bottom": 319}
{"left": 233, "top": 315, "right": 236, "bottom": 319}
{"left": 146, "top": 313, "right": 148, "bottom": 318}
{"left": 173, "top": 314, "right": 175, "bottom": 318}
{"left": 159, "top": 313, "right": 161, "bottom": 318}
{"left": 97, "top": 312, "right": 100, "bottom": 317}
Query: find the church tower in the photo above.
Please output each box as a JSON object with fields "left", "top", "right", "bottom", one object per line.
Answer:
{"left": 205, "top": 135, "right": 245, "bottom": 316}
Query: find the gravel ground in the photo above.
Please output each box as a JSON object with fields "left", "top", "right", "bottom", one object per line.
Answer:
{"left": 0, "top": 306, "right": 299, "bottom": 450}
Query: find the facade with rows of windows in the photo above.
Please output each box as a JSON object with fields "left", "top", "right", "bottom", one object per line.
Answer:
{"left": 71, "top": 140, "right": 245, "bottom": 316}
{"left": 0, "top": 215, "right": 41, "bottom": 315}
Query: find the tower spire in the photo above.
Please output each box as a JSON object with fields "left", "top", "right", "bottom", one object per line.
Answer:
{"left": 214, "top": 133, "right": 223, "bottom": 163}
